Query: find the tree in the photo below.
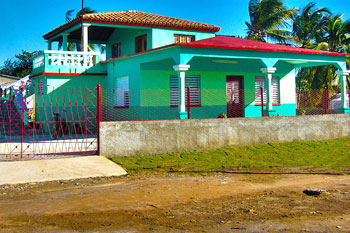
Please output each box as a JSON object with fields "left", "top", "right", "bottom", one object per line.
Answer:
{"left": 319, "top": 15, "right": 350, "bottom": 53}
{"left": 292, "top": 3, "right": 330, "bottom": 49}
{"left": 0, "top": 51, "right": 38, "bottom": 78}
{"left": 294, "top": 9, "right": 350, "bottom": 91}
{"left": 65, "top": 7, "right": 96, "bottom": 22}
{"left": 245, "top": 0, "right": 297, "bottom": 43}
{"left": 60, "top": 7, "right": 105, "bottom": 52}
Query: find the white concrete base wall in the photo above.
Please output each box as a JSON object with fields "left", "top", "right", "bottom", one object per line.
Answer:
{"left": 100, "top": 114, "right": 350, "bottom": 158}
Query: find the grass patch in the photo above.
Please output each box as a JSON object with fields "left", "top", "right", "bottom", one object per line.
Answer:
{"left": 112, "top": 137, "right": 350, "bottom": 174}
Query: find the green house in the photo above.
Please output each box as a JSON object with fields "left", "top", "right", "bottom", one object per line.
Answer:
{"left": 31, "top": 10, "right": 350, "bottom": 122}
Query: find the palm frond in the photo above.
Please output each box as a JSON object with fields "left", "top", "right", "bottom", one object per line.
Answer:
{"left": 65, "top": 9, "right": 75, "bottom": 22}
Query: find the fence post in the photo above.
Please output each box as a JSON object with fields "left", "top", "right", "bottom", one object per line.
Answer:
{"left": 187, "top": 86, "right": 191, "bottom": 119}
{"left": 348, "top": 91, "right": 350, "bottom": 108}
{"left": 96, "top": 84, "right": 102, "bottom": 155}
{"left": 260, "top": 87, "right": 264, "bottom": 117}
{"left": 324, "top": 87, "right": 328, "bottom": 115}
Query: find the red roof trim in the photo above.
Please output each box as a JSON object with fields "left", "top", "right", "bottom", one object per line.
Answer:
{"left": 30, "top": 72, "right": 107, "bottom": 78}
{"left": 176, "top": 43, "right": 350, "bottom": 56}
{"left": 102, "top": 44, "right": 175, "bottom": 63}
{"left": 102, "top": 36, "right": 349, "bottom": 64}
{"left": 175, "top": 36, "right": 350, "bottom": 57}
{"left": 84, "top": 19, "right": 220, "bottom": 32}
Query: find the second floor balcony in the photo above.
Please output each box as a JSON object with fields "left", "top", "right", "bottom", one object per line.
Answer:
{"left": 32, "top": 50, "right": 104, "bottom": 75}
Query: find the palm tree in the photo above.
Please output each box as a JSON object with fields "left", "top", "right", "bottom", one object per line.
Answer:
{"left": 60, "top": 7, "right": 105, "bottom": 52}
{"left": 297, "top": 15, "right": 350, "bottom": 91}
{"left": 292, "top": 3, "right": 330, "bottom": 49}
{"left": 65, "top": 7, "right": 96, "bottom": 22}
{"left": 245, "top": 0, "right": 297, "bottom": 43}
{"left": 319, "top": 15, "right": 350, "bottom": 53}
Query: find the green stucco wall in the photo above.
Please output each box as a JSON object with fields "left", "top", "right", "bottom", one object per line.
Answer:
{"left": 138, "top": 69, "right": 296, "bottom": 120}
{"left": 106, "top": 27, "right": 152, "bottom": 59}
{"left": 105, "top": 27, "right": 215, "bottom": 60}
{"left": 32, "top": 75, "right": 106, "bottom": 132}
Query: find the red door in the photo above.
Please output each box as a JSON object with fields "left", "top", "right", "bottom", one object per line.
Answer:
{"left": 226, "top": 76, "right": 243, "bottom": 118}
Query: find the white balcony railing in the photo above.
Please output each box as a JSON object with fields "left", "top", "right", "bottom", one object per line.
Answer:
{"left": 45, "top": 50, "right": 100, "bottom": 67}
{"left": 33, "top": 50, "right": 101, "bottom": 73}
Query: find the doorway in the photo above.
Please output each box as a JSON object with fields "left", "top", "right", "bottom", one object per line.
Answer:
{"left": 226, "top": 76, "right": 244, "bottom": 118}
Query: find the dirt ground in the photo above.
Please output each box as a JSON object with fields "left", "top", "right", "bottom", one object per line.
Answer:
{"left": 1, "top": 169, "right": 350, "bottom": 232}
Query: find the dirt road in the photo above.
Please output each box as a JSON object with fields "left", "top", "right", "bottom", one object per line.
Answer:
{"left": 1, "top": 171, "right": 350, "bottom": 232}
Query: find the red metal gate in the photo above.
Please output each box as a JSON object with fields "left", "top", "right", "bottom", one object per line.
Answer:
{"left": 0, "top": 84, "right": 101, "bottom": 161}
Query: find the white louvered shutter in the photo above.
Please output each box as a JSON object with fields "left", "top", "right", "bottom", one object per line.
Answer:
{"left": 116, "top": 76, "right": 129, "bottom": 107}
{"left": 255, "top": 76, "right": 280, "bottom": 105}
{"left": 255, "top": 77, "right": 267, "bottom": 104}
{"left": 170, "top": 75, "right": 201, "bottom": 106}
{"left": 272, "top": 77, "right": 280, "bottom": 104}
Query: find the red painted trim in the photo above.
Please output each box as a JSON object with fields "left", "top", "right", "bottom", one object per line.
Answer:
{"left": 114, "top": 106, "right": 130, "bottom": 109}
{"left": 96, "top": 84, "right": 102, "bottom": 155}
{"left": 170, "top": 105, "right": 202, "bottom": 108}
{"left": 44, "top": 18, "right": 219, "bottom": 40}
{"left": 255, "top": 103, "right": 281, "bottom": 106}
{"left": 176, "top": 43, "right": 350, "bottom": 57}
{"left": 102, "top": 39, "right": 349, "bottom": 64}
{"left": 84, "top": 19, "right": 220, "bottom": 32}
{"left": 102, "top": 44, "right": 176, "bottom": 63}
{"left": 30, "top": 72, "right": 107, "bottom": 79}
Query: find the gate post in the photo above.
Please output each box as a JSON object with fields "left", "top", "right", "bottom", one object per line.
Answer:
{"left": 20, "top": 90, "right": 24, "bottom": 158}
{"left": 260, "top": 87, "right": 264, "bottom": 117}
{"left": 96, "top": 84, "right": 102, "bottom": 155}
{"left": 187, "top": 86, "right": 191, "bottom": 119}
{"left": 324, "top": 87, "right": 328, "bottom": 115}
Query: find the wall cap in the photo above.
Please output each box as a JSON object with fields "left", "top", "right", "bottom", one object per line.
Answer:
{"left": 173, "top": 64, "right": 190, "bottom": 71}
{"left": 261, "top": 67, "right": 277, "bottom": 74}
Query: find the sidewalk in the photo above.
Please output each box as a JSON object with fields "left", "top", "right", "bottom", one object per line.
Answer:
{"left": 0, "top": 156, "right": 127, "bottom": 185}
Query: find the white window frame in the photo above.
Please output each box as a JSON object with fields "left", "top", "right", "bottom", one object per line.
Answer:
{"left": 170, "top": 75, "right": 201, "bottom": 107}
{"left": 255, "top": 76, "right": 280, "bottom": 105}
{"left": 115, "top": 76, "right": 129, "bottom": 108}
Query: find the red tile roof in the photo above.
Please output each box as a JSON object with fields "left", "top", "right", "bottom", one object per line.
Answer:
{"left": 43, "top": 10, "right": 220, "bottom": 40}
{"left": 176, "top": 36, "right": 350, "bottom": 56}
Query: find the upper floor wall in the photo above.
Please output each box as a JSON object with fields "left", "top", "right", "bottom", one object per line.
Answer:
{"left": 105, "top": 26, "right": 215, "bottom": 60}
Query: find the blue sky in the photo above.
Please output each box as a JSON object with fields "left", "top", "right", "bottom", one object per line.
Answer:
{"left": 0, "top": 0, "right": 349, "bottom": 65}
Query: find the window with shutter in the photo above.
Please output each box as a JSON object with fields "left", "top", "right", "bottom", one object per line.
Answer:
{"left": 115, "top": 76, "right": 129, "bottom": 108}
{"left": 174, "top": 34, "right": 195, "bottom": 43}
{"left": 271, "top": 77, "right": 280, "bottom": 104}
{"left": 38, "top": 80, "right": 44, "bottom": 95}
{"left": 112, "top": 43, "right": 121, "bottom": 58}
{"left": 135, "top": 35, "right": 147, "bottom": 53}
{"left": 255, "top": 76, "right": 280, "bottom": 105}
{"left": 170, "top": 75, "right": 201, "bottom": 107}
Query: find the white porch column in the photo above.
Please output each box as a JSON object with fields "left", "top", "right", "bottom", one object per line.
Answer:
{"left": 47, "top": 40, "right": 52, "bottom": 50}
{"left": 336, "top": 69, "right": 350, "bottom": 112}
{"left": 261, "top": 67, "right": 277, "bottom": 116}
{"left": 82, "top": 23, "right": 91, "bottom": 52}
{"left": 62, "top": 33, "right": 69, "bottom": 51}
{"left": 173, "top": 64, "right": 190, "bottom": 119}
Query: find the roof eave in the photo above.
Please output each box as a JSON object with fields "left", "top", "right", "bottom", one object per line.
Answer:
{"left": 43, "top": 19, "right": 220, "bottom": 41}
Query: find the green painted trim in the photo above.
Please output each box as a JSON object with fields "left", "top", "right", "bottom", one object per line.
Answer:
{"left": 49, "top": 24, "right": 82, "bottom": 42}
{"left": 338, "top": 107, "right": 350, "bottom": 114}
{"left": 179, "top": 111, "right": 188, "bottom": 119}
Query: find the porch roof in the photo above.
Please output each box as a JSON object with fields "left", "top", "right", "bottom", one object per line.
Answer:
{"left": 176, "top": 36, "right": 350, "bottom": 57}
{"left": 43, "top": 10, "right": 221, "bottom": 40}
